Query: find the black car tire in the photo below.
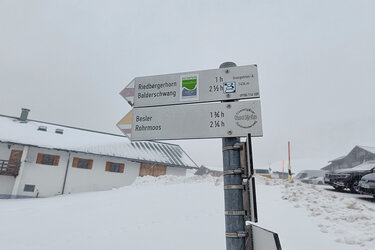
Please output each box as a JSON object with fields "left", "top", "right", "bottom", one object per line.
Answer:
{"left": 333, "top": 186, "right": 344, "bottom": 191}
{"left": 350, "top": 180, "right": 360, "bottom": 194}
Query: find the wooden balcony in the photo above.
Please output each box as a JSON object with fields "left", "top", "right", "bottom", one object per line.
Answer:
{"left": 0, "top": 160, "right": 20, "bottom": 177}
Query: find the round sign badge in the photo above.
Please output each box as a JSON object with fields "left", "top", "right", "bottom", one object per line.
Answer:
{"left": 234, "top": 108, "right": 258, "bottom": 128}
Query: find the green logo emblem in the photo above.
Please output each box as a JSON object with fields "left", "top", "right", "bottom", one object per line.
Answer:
{"left": 180, "top": 74, "right": 199, "bottom": 101}
{"left": 182, "top": 76, "right": 197, "bottom": 90}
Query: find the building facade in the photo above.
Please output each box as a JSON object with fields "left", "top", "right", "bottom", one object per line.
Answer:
{"left": 0, "top": 110, "right": 197, "bottom": 198}
{"left": 322, "top": 146, "right": 375, "bottom": 171}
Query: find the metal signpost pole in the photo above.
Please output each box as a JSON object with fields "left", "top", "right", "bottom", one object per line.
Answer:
{"left": 221, "top": 62, "right": 246, "bottom": 250}
{"left": 288, "top": 141, "right": 292, "bottom": 181}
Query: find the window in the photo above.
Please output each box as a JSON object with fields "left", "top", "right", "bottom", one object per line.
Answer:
{"left": 36, "top": 153, "right": 60, "bottom": 166}
{"left": 37, "top": 126, "right": 47, "bottom": 131}
{"left": 24, "top": 184, "right": 35, "bottom": 192}
{"left": 105, "top": 161, "right": 124, "bottom": 173}
{"left": 72, "top": 157, "right": 93, "bottom": 169}
{"left": 55, "top": 128, "right": 64, "bottom": 134}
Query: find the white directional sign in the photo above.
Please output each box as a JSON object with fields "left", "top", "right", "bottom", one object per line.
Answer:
{"left": 246, "top": 224, "right": 282, "bottom": 250}
{"left": 120, "top": 65, "right": 259, "bottom": 108}
{"left": 117, "top": 100, "right": 262, "bottom": 141}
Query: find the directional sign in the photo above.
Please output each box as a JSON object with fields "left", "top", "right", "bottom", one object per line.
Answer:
{"left": 246, "top": 224, "right": 282, "bottom": 250}
{"left": 117, "top": 99, "right": 262, "bottom": 141}
{"left": 117, "top": 110, "right": 133, "bottom": 135}
{"left": 120, "top": 65, "right": 259, "bottom": 108}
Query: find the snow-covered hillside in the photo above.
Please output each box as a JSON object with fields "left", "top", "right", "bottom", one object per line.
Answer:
{"left": 0, "top": 175, "right": 374, "bottom": 250}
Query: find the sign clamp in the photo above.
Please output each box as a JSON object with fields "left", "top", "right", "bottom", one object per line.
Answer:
{"left": 222, "top": 143, "right": 243, "bottom": 151}
{"left": 226, "top": 232, "right": 248, "bottom": 238}
{"left": 224, "top": 184, "right": 245, "bottom": 190}
{"left": 223, "top": 169, "right": 243, "bottom": 175}
{"left": 225, "top": 210, "right": 247, "bottom": 216}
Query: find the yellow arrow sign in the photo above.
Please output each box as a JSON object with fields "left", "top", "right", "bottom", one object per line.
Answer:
{"left": 117, "top": 110, "right": 133, "bottom": 138}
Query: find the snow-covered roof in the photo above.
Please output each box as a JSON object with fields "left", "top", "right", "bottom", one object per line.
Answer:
{"left": 327, "top": 145, "right": 375, "bottom": 165}
{"left": 0, "top": 114, "right": 198, "bottom": 169}
{"left": 329, "top": 155, "right": 345, "bottom": 162}
{"left": 357, "top": 145, "right": 375, "bottom": 154}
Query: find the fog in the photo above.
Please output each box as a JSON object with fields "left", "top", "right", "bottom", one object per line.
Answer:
{"left": 1, "top": 0, "right": 375, "bottom": 170}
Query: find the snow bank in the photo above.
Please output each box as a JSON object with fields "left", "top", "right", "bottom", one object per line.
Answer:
{"left": 279, "top": 179, "right": 375, "bottom": 249}
{"left": 260, "top": 158, "right": 329, "bottom": 172}
{"left": 0, "top": 175, "right": 373, "bottom": 250}
{"left": 131, "top": 174, "right": 222, "bottom": 186}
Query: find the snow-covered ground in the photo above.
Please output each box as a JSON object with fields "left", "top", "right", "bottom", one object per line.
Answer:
{"left": 260, "top": 158, "right": 330, "bottom": 172}
{"left": 0, "top": 175, "right": 374, "bottom": 250}
{"left": 259, "top": 178, "right": 375, "bottom": 250}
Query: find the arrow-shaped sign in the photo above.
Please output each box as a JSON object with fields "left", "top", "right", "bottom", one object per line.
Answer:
{"left": 117, "top": 99, "right": 262, "bottom": 141}
{"left": 120, "top": 65, "right": 259, "bottom": 108}
{"left": 119, "top": 79, "right": 135, "bottom": 106}
{"left": 117, "top": 110, "right": 133, "bottom": 138}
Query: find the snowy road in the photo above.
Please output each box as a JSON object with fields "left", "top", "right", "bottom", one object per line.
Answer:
{"left": 0, "top": 175, "right": 374, "bottom": 250}
{"left": 323, "top": 186, "right": 375, "bottom": 203}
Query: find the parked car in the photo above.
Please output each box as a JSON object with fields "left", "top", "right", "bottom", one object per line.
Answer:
{"left": 254, "top": 169, "right": 271, "bottom": 178}
{"left": 358, "top": 173, "right": 375, "bottom": 197}
{"left": 324, "top": 161, "right": 375, "bottom": 193}
{"left": 294, "top": 170, "right": 327, "bottom": 185}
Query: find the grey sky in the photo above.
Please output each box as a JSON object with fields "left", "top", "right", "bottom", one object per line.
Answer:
{"left": 1, "top": 0, "right": 375, "bottom": 170}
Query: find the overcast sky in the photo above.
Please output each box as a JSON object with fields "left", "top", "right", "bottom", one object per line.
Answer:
{"left": 1, "top": 0, "right": 375, "bottom": 170}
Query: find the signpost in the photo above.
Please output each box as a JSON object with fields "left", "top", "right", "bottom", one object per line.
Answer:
{"left": 117, "top": 100, "right": 263, "bottom": 141}
{"left": 117, "top": 63, "right": 281, "bottom": 250}
{"left": 120, "top": 65, "right": 259, "bottom": 108}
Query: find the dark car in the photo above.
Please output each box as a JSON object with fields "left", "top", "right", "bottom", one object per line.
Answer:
{"left": 358, "top": 173, "right": 375, "bottom": 197}
{"left": 324, "top": 161, "right": 375, "bottom": 193}
{"left": 294, "top": 170, "right": 327, "bottom": 185}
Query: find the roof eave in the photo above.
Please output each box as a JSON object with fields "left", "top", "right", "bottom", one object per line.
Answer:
{"left": 0, "top": 140, "right": 198, "bottom": 169}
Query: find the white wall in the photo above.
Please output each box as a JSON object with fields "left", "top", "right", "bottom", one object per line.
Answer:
{"left": 0, "top": 142, "right": 24, "bottom": 160}
{"left": 166, "top": 166, "right": 187, "bottom": 176}
{"left": 0, "top": 176, "right": 15, "bottom": 197}
{"left": 15, "top": 147, "right": 68, "bottom": 198}
{"left": 63, "top": 152, "right": 140, "bottom": 194}
{"left": 3, "top": 144, "right": 188, "bottom": 198}
{"left": 0, "top": 143, "right": 11, "bottom": 160}
{"left": 0, "top": 142, "right": 23, "bottom": 197}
